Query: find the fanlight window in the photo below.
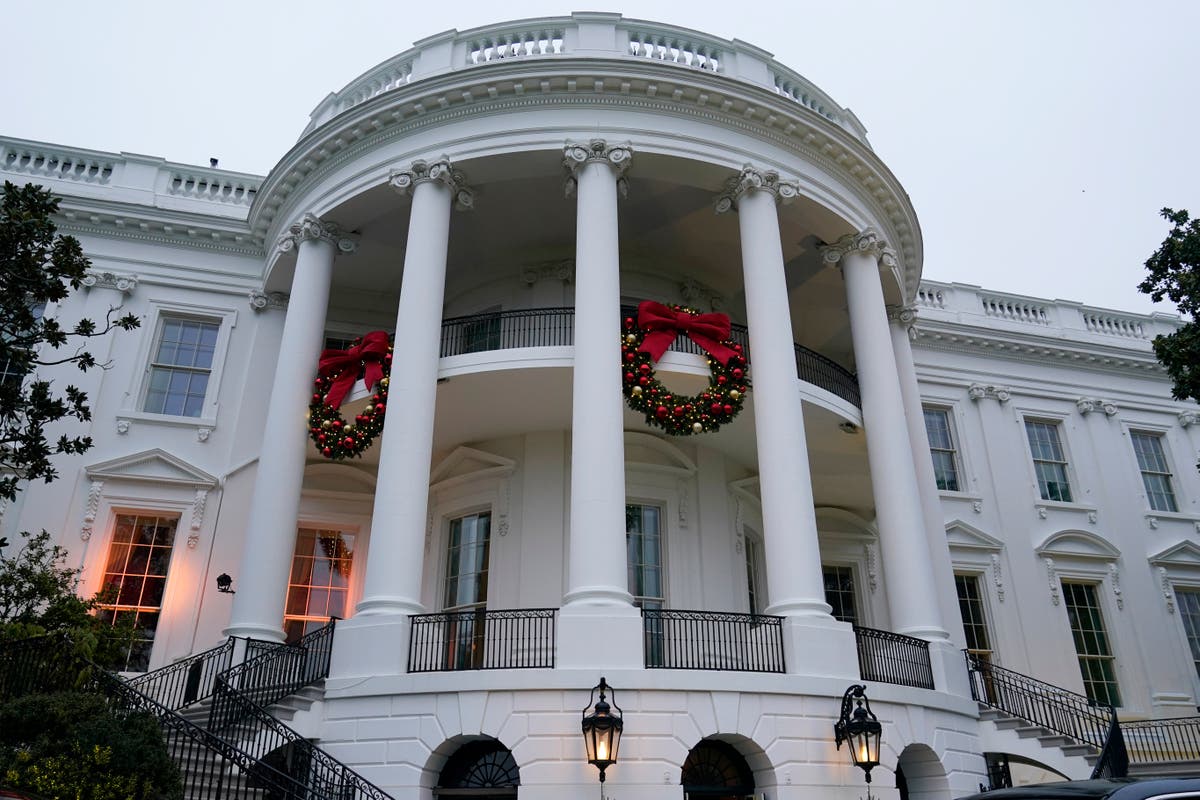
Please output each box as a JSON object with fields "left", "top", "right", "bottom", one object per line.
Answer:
{"left": 438, "top": 739, "right": 520, "bottom": 795}
{"left": 681, "top": 739, "right": 755, "bottom": 799}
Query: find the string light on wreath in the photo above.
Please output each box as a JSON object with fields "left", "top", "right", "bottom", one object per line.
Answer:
{"left": 622, "top": 300, "right": 750, "bottom": 436}
{"left": 307, "top": 331, "right": 393, "bottom": 460}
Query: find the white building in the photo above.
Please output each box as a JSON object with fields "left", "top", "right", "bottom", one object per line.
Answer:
{"left": 2, "top": 12, "right": 1198, "bottom": 800}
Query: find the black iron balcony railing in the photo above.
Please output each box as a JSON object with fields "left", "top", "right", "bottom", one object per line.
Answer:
{"left": 408, "top": 608, "right": 557, "bottom": 672}
{"left": 1118, "top": 716, "right": 1200, "bottom": 767}
{"left": 641, "top": 609, "right": 785, "bottom": 673}
{"left": 854, "top": 626, "right": 934, "bottom": 690}
{"left": 437, "top": 307, "right": 861, "bottom": 408}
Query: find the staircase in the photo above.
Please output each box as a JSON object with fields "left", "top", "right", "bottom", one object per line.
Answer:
{"left": 966, "top": 652, "right": 1200, "bottom": 781}
{"left": 1, "top": 623, "right": 394, "bottom": 800}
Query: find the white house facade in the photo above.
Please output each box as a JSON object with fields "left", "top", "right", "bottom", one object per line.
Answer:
{"left": 2, "top": 13, "right": 1198, "bottom": 800}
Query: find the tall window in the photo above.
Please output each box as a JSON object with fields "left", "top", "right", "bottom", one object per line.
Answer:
{"left": 923, "top": 407, "right": 961, "bottom": 491}
{"left": 444, "top": 512, "right": 492, "bottom": 611}
{"left": 0, "top": 302, "right": 45, "bottom": 388}
{"left": 97, "top": 513, "right": 178, "bottom": 671}
{"left": 1176, "top": 589, "right": 1200, "bottom": 682}
{"left": 284, "top": 528, "right": 355, "bottom": 643}
{"left": 1025, "top": 420, "right": 1073, "bottom": 502}
{"left": 744, "top": 536, "right": 764, "bottom": 614}
{"left": 1131, "top": 432, "right": 1178, "bottom": 513}
{"left": 955, "top": 573, "right": 993, "bottom": 661}
{"left": 1062, "top": 581, "right": 1120, "bottom": 707}
{"left": 823, "top": 565, "right": 858, "bottom": 624}
{"left": 143, "top": 317, "right": 219, "bottom": 417}
{"left": 626, "top": 504, "right": 663, "bottom": 609}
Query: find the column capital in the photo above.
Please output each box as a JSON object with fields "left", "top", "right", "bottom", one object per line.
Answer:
{"left": 1077, "top": 397, "right": 1118, "bottom": 417}
{"left": 886, "top": 304, "right": 919, "bottom": 340}
{"left": 820, "top": 228, "right": 897, "bottom": 269}
{"left": 389, "top": 157, "right": 475, "bottom": 210}
{"left": 1180, "top": 410, "right": 1200, "bottom": 428}
{"left": 563, "top": 139, "right": 633, "bottom": 197}
{"left": 276, "top": 213, "right": 359, "bottom": 255}
{"left": 714, "top": 165, "right": 798, "bottom": 213}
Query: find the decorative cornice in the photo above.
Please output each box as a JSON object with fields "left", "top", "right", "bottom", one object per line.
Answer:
{"left": 276, "top": 213, "right": 359, "bottom": 255}
{"left": 81, "top": 270, "right": 138, "bottom": 295}
{"left": 563, "top": 140, "right": 632, "bottom": 198}
{"left": 389, "top": 157, "right": 475, "bottom": 210}
{"left": 967, "top": 383, "right": 1011, "bottom": 403}
{"left": 714, "top": 165, "right": 798, "bottom": 213}
{"left": 1077, "top": 397, "right": 1118, "bottom": 417}
{"left": 249, "top": 290, "right": 288, "bottom": 312}
{"left": 1180, "top": 411, "right": 1200, "bottom": 428}
{"left": 820, "top": 228, "right": 898, "bottom": 270}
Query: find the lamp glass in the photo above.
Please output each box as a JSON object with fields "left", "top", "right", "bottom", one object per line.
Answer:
{"left": 582, "top": 708, "right": 622, "bottom": 768}
{"left": 846, "top": 708, "right": 882, "bottom": 773}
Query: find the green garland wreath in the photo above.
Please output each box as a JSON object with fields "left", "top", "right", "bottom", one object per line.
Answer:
{"left": 307, "top": 337, "right": 392, "bottom": 460}
{"left": 621, "top": 308, "right": 750, "bottom": 436}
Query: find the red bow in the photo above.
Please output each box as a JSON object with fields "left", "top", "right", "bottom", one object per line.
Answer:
{"left": 317, "top": 330, "right": 390, "bottom": 408}
{"left": 637, "top": 301, "right": 738, "bottom": 366}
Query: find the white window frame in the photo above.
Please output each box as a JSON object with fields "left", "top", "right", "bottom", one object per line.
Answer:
{"left": 1021, "top": 414, "right": 1078, "bottom": 505}
{"left": 1150, "top": 543, "right": 1200, "bottom": 708}
{"left": 954, "top": 570, "right": 996, "bottom": 661}
{"left": 821, "top": 561, "right": 863, "bottom": 626}
{"left": 125, "top": 300, "right": 237, "bottom": 428}
{"left": 625, "top": 499, "right": 668, "bottom": 610}
{"left": 946, "top": 519, "right": 1008, "bottom": 663}
{"left": 439, "top": 506, "right": 495, "bottom": 612}
{"left": 1125, "top": 425, "right": 1180, "bottom": 514}
{"left": 742, "top": 526, "right": 767, "bottom": 616}
{"left": 922, "top": 403, "right": 965, "bottom": 494}
{"left": 283, "top": 522, "right": 362, "bottom": 641}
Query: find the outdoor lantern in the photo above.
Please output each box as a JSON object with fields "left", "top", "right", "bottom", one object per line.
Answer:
{"left": 215, "top": 573, "right": 235, "bottom": 594}
{"left": 581, "top": 677, "right": 623, "bottom": 787}
{"left": 835, "top": 684, "right": 882, "bottom": 789}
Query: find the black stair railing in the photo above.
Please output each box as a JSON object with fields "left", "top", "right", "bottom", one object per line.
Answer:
{"left": 0, "top": 634, "right": 328, "bottom": 800}
{"left": 965, "top": 651, "right": 1122, "bottom": 777}
{"left": 127, "top": 636, "right": 235, "bottom": 709}
{"left": 208, "top": 621, "right": 393, "bottom": 800}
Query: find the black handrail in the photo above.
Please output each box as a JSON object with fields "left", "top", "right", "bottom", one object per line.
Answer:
{"left": 437, "top": 307, "right": 861, "bottom": 408}
{"left": 640, "top": 609, "right": 785, "bottom": 672}
{"left": 408, "top": 608, "right": 556, "bottom": 672}
{"left": 855, "top": 626, "right": 935, "bottom": 690}
{"left": 127, "top": 637, "right": 235, "bottom": 709}
{"left": 0, "top": 634, "right": 323, "bottom": 800}
{"left": 207, "top": 621, "right": 393, "bottom": 800}
{"left": 965, "top": 651, "right": 1115, "bottom": 765}
{"left": 1093, "top": 714, "right": 1129, "bottom": 780}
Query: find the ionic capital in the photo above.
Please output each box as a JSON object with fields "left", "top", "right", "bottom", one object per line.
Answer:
{"left": 714, "top": 165, "right": 798, "bottom": 213}
{"left": 967, "top": 383, "right": 1011, "bottom": 403}
{"left": 276, "top": 213, "right": 358, "bottom": 255}
{"left": 1180, "top": 410, "right": 1200, "bottom": 428}
{"left": 886, "top": 305, "right": 919, "bottom": 340}
{"left": 1077, "top": 397, "right": 1118, "bottom": 417}
{"left": 563, "top": 140, "right": 633, "bottom": 198}
{"left": 248, "top": 289, "right": 288, "bottom": 312}
{"left": 820, "top": 228, "right": 897, "bottom": 270}
{"left": 389, "top": 158, "right": 475, "bottom": 210}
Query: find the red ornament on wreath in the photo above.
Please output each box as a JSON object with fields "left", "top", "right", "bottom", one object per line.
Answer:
{"left": 621, "top": 300, "right": 750, "bottom": 436}
{"left": 307, "top": 331, "right": 393, "bottom": 460}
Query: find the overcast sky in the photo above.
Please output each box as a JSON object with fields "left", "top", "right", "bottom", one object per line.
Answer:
{"left": 3, "top": 1, "right": 1196, "bottom": 315}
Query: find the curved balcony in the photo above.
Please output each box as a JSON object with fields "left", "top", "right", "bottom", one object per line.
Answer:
{"left": 439, "top": 307, "right": 860, "bottom": 408}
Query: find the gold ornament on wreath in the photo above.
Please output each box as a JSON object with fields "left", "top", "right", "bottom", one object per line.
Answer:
{"left": 307, "top": 331, "right": 392, "bottom": 460}
{"left": 622, "top": 300, "right": 750, "bottom": 436}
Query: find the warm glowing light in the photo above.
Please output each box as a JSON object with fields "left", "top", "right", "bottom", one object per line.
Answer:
{"left": 597, "top": 741, "right": 608, "bottom": 761}
{"left": 859, "top": 743, "right": 869, "bottom": 763}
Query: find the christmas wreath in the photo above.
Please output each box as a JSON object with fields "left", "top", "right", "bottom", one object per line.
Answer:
{"left": 308, "top": 331, "right": 392, "bottom": 460}
{"left": 622, "top": 300, "right": 750, "bottom": 436}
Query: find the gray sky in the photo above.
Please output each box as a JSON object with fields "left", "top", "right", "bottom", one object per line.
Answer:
{"left": 4, "top": 1, "right": 1197, "bottom": 315}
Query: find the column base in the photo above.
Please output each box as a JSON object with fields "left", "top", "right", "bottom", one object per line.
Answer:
{"left": 222, "top": 621, "right": 284, "bottom": 643}
{"left": 329, "top": 615, "right": 411, "bottom": 679}
{"left": 927, "top": 638, "right": 972, "bottom": 698}
{"left": 780, "top": 615, "right": 859, "bottom": 678}
{"left": 354, "top": 595, "right": 423, "bottom": 616}
{"left": 557, "top": 603, "right": 643, "bottom": 670}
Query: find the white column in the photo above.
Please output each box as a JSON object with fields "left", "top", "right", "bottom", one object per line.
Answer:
{"left": 562, "top": 140, "right": 634, "bottom": 609}
{"left": 331, "top": 160, "right": 472, "bottom": 680}
{"left": 716, "top": 168, "right": 830, "bottom": 619}
{"left": 226, "top": 214, "right": 356, "bottom": 641}
{"left": 823, "top": 230, "right": 950, "bottom": 643}
{"left": 357, "top": 159, "right": 473, "bottom": 616}
{"left": 716, "top": 168, "right": 856, "bottom": 678}
{"left": 889, "top": 307, "right": 967, "bottom": 648}
{"left": 557, "top": 140, "right": 641, "bottom": 671}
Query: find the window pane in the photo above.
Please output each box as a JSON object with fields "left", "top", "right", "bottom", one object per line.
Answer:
{"left": 924, "top": 408, "right": 961, "bottom": 492}
{"left": 956, "top": 573, "right": 993, "bottom": 658}
{"left": 1062, "top": 581, "right": 1120, "bottom": 707}
{"left": 144, "top": 317, "right": 219, "bottom": 418}
{"left": 284, "top": 528, "right": 356, "bottom": 643}
{"left": 98, "top": 514, "right": 178, "bottom": 671}
{"left": 1026, "top": 421, "right": 1072, "bottom": 502}
{"left": 443, "top": 514, "right": 490, "bottom": 610}
{"left": 1131, "top": 432, "right": 1177, "bottom": 512}
{"left": 626, "top": 504, "right": 664, "bottom": 607}
{"left": 1177, "top": 590, "right": 1200, "bottom": 681}
{"left": 823, "top": 565, "right": 858, "bottom": 624}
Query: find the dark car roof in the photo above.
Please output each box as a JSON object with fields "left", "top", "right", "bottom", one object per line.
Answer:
{"left": 956, "top": 778, "right": 1200, "bottom": 800}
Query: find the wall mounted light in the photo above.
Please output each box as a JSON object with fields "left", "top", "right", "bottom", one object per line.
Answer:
{"left": 835, "top": 684, "right": 882, "bottom": 798}
{"left": 215, "top": 573, "right": 236, "bottom": 594}
{"left": 581, "top": 677, "right": 623, "bottom": 795}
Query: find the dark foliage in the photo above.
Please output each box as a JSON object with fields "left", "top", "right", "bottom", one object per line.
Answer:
{"left": 1139, "top": 208, "right": 1200, "bottom": 404}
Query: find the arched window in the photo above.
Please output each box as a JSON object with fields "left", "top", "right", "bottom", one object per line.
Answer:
{"left": 681, "top": 739, "right": 754, "bottom": 799}
{"left": 437, "top": 739, "right": 519, "bottom": 797}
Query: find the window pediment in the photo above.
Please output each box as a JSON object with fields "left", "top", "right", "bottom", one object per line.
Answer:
{"left": 1036, "top": 530, "right": 1120, "bottom": 561}
{"left": 85, "top": 448, "right": 217, "bottom": 488}
{"left": 945, "top": 519, "right": 1004, "bottom": 552}
{"left": 1150, "top": 541, "right": 1200, "bottom": 570}
{"left": 430, "top": 446, "right": 516, "bottom": 492}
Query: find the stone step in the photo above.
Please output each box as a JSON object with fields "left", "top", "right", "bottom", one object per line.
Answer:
{"left": 1015, "top": 725, "right": 1053, "bottom": 739}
